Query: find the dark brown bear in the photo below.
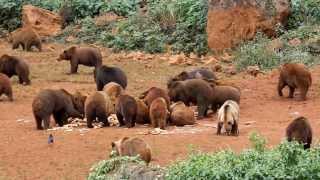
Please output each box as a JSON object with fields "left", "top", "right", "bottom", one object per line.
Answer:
{"left": 278, "top": 63, "right": 312, "bottom": 100}
{"left": 136, "top": 99, "right": 150, "bottom": 124}
{"left": 115, "top": 94, "right": 138, "bottom": 128}
{"left": 139, "top": 87, "right": 170, "bottom": 108}
{"left": 167, "top": 79, "right": 212, "bottom": 119}
{"left": 0, "top": 54, "right": 31, "bottom": 85}
{"left": 286, "top": 116, "right": 312, "bottom": 149}
{"left": 32, "top": 89, "right": 85, "bottom": 130}
{"left": 0, "top": 73, "right": 13, "bottom": 101}
{"left": 9, "top": 26, "right": 42, "bottom": 52}
{"left": 94, "top": 65, "right": 127, "bottom": 91}
{"left": 85, "top": 91, "right": 114, "bottom": 128}
{"left": 57, "top": 46, "right": 102, "bottom": 74}
{"left": 149, "top": 97, "right": 168, "bottom": 129}
{"left": 210, "top": 85, "right": 241, "bottom": 112}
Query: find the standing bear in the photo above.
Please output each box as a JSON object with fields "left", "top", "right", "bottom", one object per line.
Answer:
{"left": 135, "top": 99, "right": 150, "bottom": 124}
{"left": 278, "top": 63, "right": 312, "bottom": 100}
{"left": 94, "top": 65, "right": 127, "bottom": 91}
{"left": 149, "top": 97, "right": 169, "bottom": 129}
{"left": 167, "top": 79, "right": 212, "bottom": 119}
{"left": 0, "top": 73, "right": 13, "bottom": 101}
{"left": 9, "top": 26, "right": 42, "bottom": 52}
{"left": 0, "top": 54, "right": 31, "bottom": 85}
{"left": 85, "top": 91, "right": 115, "bottom": 128}
{"left": 58, "top": 46, "right": 102, "bottom": 74}
{"left": 210, "top": 85, "right": 241, "bottom": 113}
{"left": 286, "top": 116, "right": 312, "bottom": 149}
{"left": 139, "top": 87, "right": 170, "bottom": 108}
{"left": 32, "top": 89, "right": 86, "bottom": 130}
{"left": 115, "top": 94, "right": 138, "bottom": 128}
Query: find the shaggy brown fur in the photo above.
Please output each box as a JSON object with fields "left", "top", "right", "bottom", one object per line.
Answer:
{"left": 170, "top": 101, "right": 195, "bottom": 126}
{"left": 136, "top": 99, "right": 150, "bottom": 124}
{"left": 170, "top": 68, "right": 217, "bottom": 82}
{"left": 286, "top": 116, "right": 312, "bottom": 149}
{"left": 111, "top": 137, "right": 151, "bottom": 163}
{"left": 10, "top": 26, "right": 42, "bottom": 51}
{"left": 85, "top": 91, "right": 114, "bottom": 128}
{"left": 217, "top": 100, "right": 239, "bottom": 136}
{"left": 167, "top": 79, "right": 212, "bottom": 119}
{"left": 278, "top": 63, "right": 312, "bottom": 100}
{"left": 32, "top": 89, "right": 84, "bottom": 130}
{"left": 0, "top": 54, "right": 31, "bottom": 85}
{"left": 115, "top": 95, "right": 138, "bottom": 128}
{"left": 210, "top": 85, "right": 241, "bottom": 112}
{"left": 149, "top": 97, "right": 168, "bottom": 129}
{"left": 58, "top": 46, "right": 102, "bottom": 74}
{"left": 0, "top": 73, "right": 13, "bottom": 101}
{"left": 139, "top": 87, "right": 170, "bottom": 108}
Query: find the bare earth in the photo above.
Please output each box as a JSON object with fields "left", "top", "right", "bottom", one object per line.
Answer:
{"left": 0, "top": 40, "right": 320, "bottom": 180}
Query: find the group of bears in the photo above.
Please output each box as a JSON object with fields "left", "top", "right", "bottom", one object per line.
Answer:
{"left": 0, "top": 26, "right": 315, "bottom": 153}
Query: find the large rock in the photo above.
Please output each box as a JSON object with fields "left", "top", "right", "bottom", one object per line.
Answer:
{"left": 21, "top": 5, "right": 62, "bottom": 37}
{"left": 206, "top": 0, "right": 290, "bottom": 51}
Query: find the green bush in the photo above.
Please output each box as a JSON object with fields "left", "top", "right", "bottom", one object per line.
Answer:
{"left": 103, "top": 0, "right": 139, "bottom": 17}
{"left": 287, "top": 0, "right": 320, "bottom": 29}
{"left": 235, "top": 33, "right": 318, "bottom": 71}
{"left": 166, "top": 139, "right": 320, "bottom": 179}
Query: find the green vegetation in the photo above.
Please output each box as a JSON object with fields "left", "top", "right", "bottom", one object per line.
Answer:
{"left": 166, "top": 134, "right": 320, "bottom": 180}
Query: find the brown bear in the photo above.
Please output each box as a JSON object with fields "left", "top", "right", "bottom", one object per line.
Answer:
{"left": 139, "top": 87, "right": 170, "bottom": 108}
{"left": 32, "top": 89, "right": 85, "bottom": 130}
{"left": 9, "top": 26, "right": 42, "bottom": 52}
{"left": 111, "top": 137, "right": 151, "bottom": 163}
{"left": 57, "top": 46, "right": 102, "bottom": 74}
{"left": 278, "top": 63, "right": 312, "bottom": 100}
{"left": 103, "top": 82, "right": 124, "bottom": 102}
{"left": 286, "top": 116, "right": 312, "bottom": 149}
{"left": 167, "top": 79, "right": 212, "bottom": 119}
{"left": 85, "top": 91, "right": 114, "bottom": 128}
{"left": 170, "top": 101, "right": 195, "bottom": 126}
{"left": 0, "top": 73, "right": 13, "bottom": 101}
{"left": 171, "top": 68, "right": 217, "bottom": 82}
{"left": 210, "top": 85, "right": 241, "bottom": 113}
{"left": 149, "top": 97, "right": 168, "bottom": 129}
{"left": 94, "top": 65, "right": 127, "bottom": 91}
{"left": 115, "top": 94, "right": 138, "bottom": 128}
{"left": 136, "top": 99, "right": 150, "bottom": 124}
{"left": 0, "top": 54, "right": 31, "bottom": 85}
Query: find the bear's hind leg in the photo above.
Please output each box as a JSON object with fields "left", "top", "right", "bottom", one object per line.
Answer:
{"left": 288, "top": 86, "right": 295, "bottom": 98}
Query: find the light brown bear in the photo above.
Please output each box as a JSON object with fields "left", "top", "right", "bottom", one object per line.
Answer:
{"left": 217, "top": 100, "right": 240, "bottom": 136}
{"left": 111, "top": 137, "right": 151, "bottom": 163}
{"left": 136, "top": 99, "right": 150, "bottom": 124}
{"left": 9, "top": 26, "right": 42, "bottom": 52}
{"left": 169, "top": 101, "right": 195, "bottom": 126}
{"left": 57, "top": 46, "right": 102, "bottom": 74}
{"left": 149, "top": 97, "right": 168, "bottom": 129}
{"left": 85, "top": 91, "right": 114, "bottom": 128}
{"left": 103, "top": 82, "right": 124, "bottom": 102}
{"left": 278, "top": 63, "right": 312, "bottom": 100}
{"left": 139, "top": 87, "right": 170, "bottom": 108}
{"left": 0, "top": 73, "right": 13, "bottom": 101}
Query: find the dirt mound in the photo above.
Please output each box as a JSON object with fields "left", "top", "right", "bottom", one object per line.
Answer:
{"left": 21, "top": 5, "right": 62, "bottom": 37}
{"left": 206, "top": 0, "right": 290, "bottom": 51}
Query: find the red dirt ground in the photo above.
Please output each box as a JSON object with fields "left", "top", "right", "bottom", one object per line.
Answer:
{"left": 0, "top": 40, "right": 320, "bottom": 180}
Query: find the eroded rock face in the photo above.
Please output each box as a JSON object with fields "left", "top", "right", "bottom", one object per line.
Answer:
{"left": 206, "top": 0, "right": 290, "bottom": 51}
{"left": 21, "top": 5, "right": 62, "bottom": 37}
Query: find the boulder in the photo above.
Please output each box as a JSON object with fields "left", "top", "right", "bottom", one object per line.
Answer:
{"left": 21, "top": 5, "right": 62, "bottom": 37}
{"left": 207, "top": 0, "right": 290, "bottom": 51}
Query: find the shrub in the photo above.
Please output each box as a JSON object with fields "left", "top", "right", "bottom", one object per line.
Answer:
{"left": 287, "top": 0, "right": 320, "bottom": 29}
{"left": 102, "top": 0, "right": 139, "bottom": 17}
{"left": 166, "top": 140, "right": 320, "bottom": 179}
{"left": 235, "top": 33, "right": 318, "bottom": 71}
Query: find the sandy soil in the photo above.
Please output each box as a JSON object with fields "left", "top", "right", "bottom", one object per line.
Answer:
{"left": 0, "top": 40, "right": 320, "bottom": 180}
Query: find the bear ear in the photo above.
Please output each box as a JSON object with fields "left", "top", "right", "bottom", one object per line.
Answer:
{"left": 111, "top": 142, "right": 116, "bottom": 148}
{"left": 68, "top": 46, "right": 77, "bottom": 53}
{"left": 122, "top": 137, "right": 129, "bottom": 142}
{"left": 0, "top": 54, "right": 10, "bottom": 60}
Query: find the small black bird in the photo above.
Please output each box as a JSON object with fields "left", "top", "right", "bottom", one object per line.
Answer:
{"left": 48, "top": 134, "right": 54, "bottom": 144}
